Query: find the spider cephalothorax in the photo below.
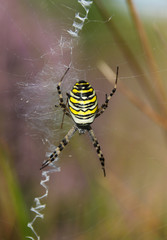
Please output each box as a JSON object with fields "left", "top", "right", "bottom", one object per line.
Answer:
{"left": 41, "top": 67, "right": 119, "bottom": 176}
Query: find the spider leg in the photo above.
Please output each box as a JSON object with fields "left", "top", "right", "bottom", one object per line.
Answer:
{"left": 88, "top": 127, "right": 106, "bottom": 177}
{"left": 60, "top": 98, "right": 70, "bottom": 129}
{"left": 96, "top": 66, "right": 119, "bottom": 118}
{"left": 56, "top": 68, "right": 72, "bottom": 125}
{"left": 57, "top": 67, "right": 70, "bottom": 110}
{"left": 40, "top": 125, "right": 78, "bottom": 170}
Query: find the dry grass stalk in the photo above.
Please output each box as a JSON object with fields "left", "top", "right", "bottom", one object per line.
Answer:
{"left": 126, "top": 0, "right": 167, "bottom": 103}
{"left": 94, "top": 0, "right": 166, "bottom": 115}
{"left": 97, "top": 61, "right": 167, "bottom": 131}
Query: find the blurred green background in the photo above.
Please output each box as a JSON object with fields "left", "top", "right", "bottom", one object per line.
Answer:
{"left": 1, "top": 0, "right": 167, "bottom": 239}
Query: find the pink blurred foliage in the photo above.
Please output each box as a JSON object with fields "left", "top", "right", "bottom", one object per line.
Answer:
{"left": 0, "top": 0, "right": 88, "bottom": 204}
{"left": 0, "top": 0, "right": 62, "bottom": 182}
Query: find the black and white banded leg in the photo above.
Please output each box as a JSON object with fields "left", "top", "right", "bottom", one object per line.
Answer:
{"left": 56, "top": 67, "right": 72, "bottom": 125}
{"left": 40, "top": 126, "right": 78, "bottom": 170}
{"left": 57, "top": 67, "right": 70, "bottom": 111}
{"left": 88, "top": 127, "right": 106, "bottom": 177}
{"left": 96, "top": 66, "right": 119, "bottom": 118}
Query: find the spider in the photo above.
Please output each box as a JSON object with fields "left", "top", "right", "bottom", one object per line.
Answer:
{"left": 40, "top": 66, "right": 119, "bottom": 176}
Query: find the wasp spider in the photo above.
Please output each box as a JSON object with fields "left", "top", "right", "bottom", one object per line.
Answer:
{"left": 41, "top": 67, "right": 119, "bottom": 176}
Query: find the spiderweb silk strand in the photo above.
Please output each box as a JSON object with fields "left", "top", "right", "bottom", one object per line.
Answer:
{"left": 26, "top": 169, "right": 60, "bottom": 240}
{"left": 67, "top": 0, "right": 93, "bottom": 38}
{"left": 26, "top": 1, "right": 93, "bottom": 239}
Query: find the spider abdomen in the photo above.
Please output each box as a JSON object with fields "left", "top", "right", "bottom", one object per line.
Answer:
{"left": 68, "top": 80, "right": 98, "bottom": 127}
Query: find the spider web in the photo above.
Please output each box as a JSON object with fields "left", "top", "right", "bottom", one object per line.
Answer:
{"left": 1, "top": 0, "right": 167, "bottom": 240}
{"left": 17, "top": 1, "right": 95, "bottom": 239}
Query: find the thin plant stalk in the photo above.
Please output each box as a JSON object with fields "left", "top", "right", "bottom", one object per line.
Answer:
{"left": 97, "top": 61, "right": 167, "bottom": 131}
{"left": 94, "top": 0, "right": 166, "bottom": 115}
{"left": 126, "top": 0, "right": 167, "bottom": 103}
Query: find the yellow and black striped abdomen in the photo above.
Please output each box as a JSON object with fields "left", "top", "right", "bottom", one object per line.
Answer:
{"left": 68, "top": 80, "right": 98, "bottom": 127}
